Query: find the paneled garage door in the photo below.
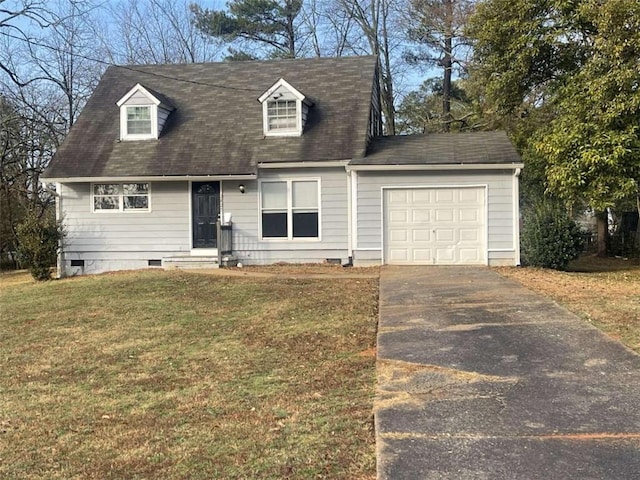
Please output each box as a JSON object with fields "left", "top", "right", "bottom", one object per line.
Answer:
{"left": 383, "top": 187, "right": 486, "bottom": 265}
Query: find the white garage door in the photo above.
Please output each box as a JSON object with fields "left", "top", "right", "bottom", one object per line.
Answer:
{"left": 384, "top": 187, "right": 486, "bottom": 265}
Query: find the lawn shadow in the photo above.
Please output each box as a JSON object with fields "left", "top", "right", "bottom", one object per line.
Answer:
{"left": 567, "top": 254, "right": 640, "bottom": 273}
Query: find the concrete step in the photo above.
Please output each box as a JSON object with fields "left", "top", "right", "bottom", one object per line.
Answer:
{"left": 162, "top": 256, "right": 219, "bottom": 270}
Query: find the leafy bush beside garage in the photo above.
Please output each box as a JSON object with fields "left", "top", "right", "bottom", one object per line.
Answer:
{"left": 521, "top": 201, "right": 584, "bottom": 270}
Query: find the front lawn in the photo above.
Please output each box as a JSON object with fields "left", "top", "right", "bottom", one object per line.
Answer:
{"left": 495, "top": 255, "right": 640, "bottom": 353}
{"left": 0, "top": 270, "right": 378, "bottom": 479}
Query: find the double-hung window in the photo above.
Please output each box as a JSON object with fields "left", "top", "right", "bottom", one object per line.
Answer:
{"left": 266, "top": 99, "right": 297, "bottom": 133}
{"left": 126, "top": 106, "right": 152, "bottom": 136}
{"left": 93, "top": 183, "right": 150, "bottom": 212}
{"left": 261, "top": 180, "right": 319, "bottom": 239}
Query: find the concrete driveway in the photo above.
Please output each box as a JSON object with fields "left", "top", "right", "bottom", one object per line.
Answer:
{"left": 376, "top": 266, "right": 640, "bottom": 480}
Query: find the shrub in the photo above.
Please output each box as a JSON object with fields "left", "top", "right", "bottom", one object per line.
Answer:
{"left": 16, "top": 212, "right": 65, "bottom": 281}
{"left": 521, "top": 201, "right": 584, "bottom": 270}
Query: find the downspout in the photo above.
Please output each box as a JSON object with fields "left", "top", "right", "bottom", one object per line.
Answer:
{"left": 513, "top": 168, "right": 522, "bottom": 266}
{"left": 345, "top": 168, "right": 353, "bottom": 266}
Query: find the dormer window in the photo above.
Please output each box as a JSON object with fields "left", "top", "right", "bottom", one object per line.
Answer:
{"left": 259, "top": 79, "right": 312, "bottom": 137}
{"left": 116, "top": 83, "right": 174, "bottom": 141}
{"left": 267, "top": 99, "right": 297, "bottom": 131}
{"left": 126, "top": 106, "right": 152, "bottom": 135}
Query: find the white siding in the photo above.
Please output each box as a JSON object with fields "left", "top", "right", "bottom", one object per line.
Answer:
{"left": 122, "top": 90, "right": 152, "bottom": 106}
{"left": 60, "top": 182, "right": 190, "bottom": 275}
{"left": 222, "top": 168, "right": 349, "bottom": 265}
{"left": 354, "top": 170, "right": 518, "bottom": 266}
{"left": 59, "top": 168, "right": 350, "bottom": 275}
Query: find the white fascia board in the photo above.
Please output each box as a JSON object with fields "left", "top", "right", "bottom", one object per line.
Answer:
{"left": 347, "top": 163, "right": 524, "bottom": 172}
{"left": 258, "top": 78, "right": 308, "bottom": 104}
{"left": 258, "top": 160, "right": 350, "bottom": 169}
{"left": 42, "top": 174, "right": 257, "bottom": 183}
{"left": 116, "top": 83, "right": 162, "bottom": 107}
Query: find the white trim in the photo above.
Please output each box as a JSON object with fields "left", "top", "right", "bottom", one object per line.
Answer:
{"left": 484, "top": 185, "right": 489, "bottom": 265}
{"left": 351, "top": 169, "right": 358, "bottom": 251}
{"left": 347, "top": 170, "right": 352, "bottom": 258}
{"left": 190, "top": 180, "right": 221, "bottom": 251}
{"left": 258, "top": 78, "right": 306, "bottom": 104}
{"left": 120, "top": 104, "right": 157, "bottom": 141}
{"left": 258, "top": 178, "right": 322, "bottom": 242}
{"left": 258, "top": 160, "right": 350, "bottom": 169}
{"left": 116, "top": 83, "right": 162, "bottom": 107}
{"left": 347, "top": 163, "right": 524, "bottom": 172}
{"left": 353, "top": 248, "right": 381, "bottom": 251}
{"left": 380, "top": 184, "right": 489, "bottom": 266}
{"left": 513, "top": 168, "right": 522, "bottom": 266}
{"left": 91, "top": 181, "right": 151, "bottom": 213}
{"left": 488, "top": 248, "right": 516, "bottom": 252}
{"left": 259, "top": 79, "right": 310, "bottom": 137}
{"left": 44, "top": 175, "right": 257, "bottom": 183}
{"left": 262, "top": 98, "right": 302, "bottom": 137}
{"left": 188, "top": 180, "right": 193, "bottom": 251}
{"left": 55, "top": 182, "right": 63, "bottom": 278}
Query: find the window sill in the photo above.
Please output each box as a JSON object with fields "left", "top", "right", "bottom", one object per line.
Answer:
{"left": 263, "top": 130, "right": 302, "bottom": 137}
{"left": 120, "top": 135, "right": 158, "bottom": 141}
{"left": 92, "top": 209, "right": 151, "bottom": 214}
{"left": 260, "top": 237, "right": 321, "bottom": 242}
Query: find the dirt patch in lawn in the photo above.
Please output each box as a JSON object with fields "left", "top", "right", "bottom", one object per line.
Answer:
{"left": 494, "top": 255, "right": 640, "bottom": 353}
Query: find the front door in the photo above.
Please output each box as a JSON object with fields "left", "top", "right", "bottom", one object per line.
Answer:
{"left": 192, "top": 182, "right": 220, "bottom": 248}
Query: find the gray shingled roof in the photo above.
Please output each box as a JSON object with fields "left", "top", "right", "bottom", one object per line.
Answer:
{"left": 354, "top": 131, "right": 521, "bottom": 165}
{"left": 44, "top": 56, "right": 377, "bottom": 179}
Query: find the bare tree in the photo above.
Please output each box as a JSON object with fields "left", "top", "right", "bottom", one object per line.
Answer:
{"left": 336, "top": 0, "right": 405, "bottom": 135}
{"left": 297, "top": 0, "right": 360, "bottom": 57}
{"left": 404, "top": 0, "right": 475, "bottom": 131}
{"left": 1, "top": 0, "right": 103, "bottom": 263}
{"left": 102, "top": 0, "right": 221, "bottom": 65}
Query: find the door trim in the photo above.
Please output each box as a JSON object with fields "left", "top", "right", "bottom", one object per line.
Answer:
{"left": 189, "top": 180, "right": 220, "bottom": 253}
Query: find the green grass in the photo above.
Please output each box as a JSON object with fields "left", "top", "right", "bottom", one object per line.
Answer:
{"left": 0, "top": 270, "right": 378, "bottom": 479}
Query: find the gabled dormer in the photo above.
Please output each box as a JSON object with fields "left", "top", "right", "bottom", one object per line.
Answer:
{"left": 116, "top": 83, "right": 175, "bottom": 141}
{"left": 258, "top": 79, "right": 312, "bottom": 137}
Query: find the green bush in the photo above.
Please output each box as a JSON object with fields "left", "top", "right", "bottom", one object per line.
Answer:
{"left": 16, "top": 212, "right": 65, "bottom": 281}
{"left": 521, "top": 201, "right": 584, "bottom": 270}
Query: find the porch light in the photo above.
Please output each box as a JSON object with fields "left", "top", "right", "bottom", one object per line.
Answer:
{"left": 238, "top": 184, "right": 246, "bottom": 194}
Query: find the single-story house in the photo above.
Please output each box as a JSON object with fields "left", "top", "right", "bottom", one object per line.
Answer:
{"left": 42, "top": 56, "right": 523, "bottom": 276}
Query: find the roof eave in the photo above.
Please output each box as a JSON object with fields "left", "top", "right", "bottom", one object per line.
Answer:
{"left": 42, "top": 174, "right": 258, "bottom": 183}
{"left": 347, "top": 162, "right": 524, "bottom": 171}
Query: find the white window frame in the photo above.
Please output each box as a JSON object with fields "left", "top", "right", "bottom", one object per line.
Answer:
{"left": 258, "top": 78, "right": 307, "bottom": 137}
{"left": 116, "top": 84, "right": 163, "bottom": 141}
{"left": 119, "top": 105, "right": 158, "bottom": 140}
{"left": 262, "top": 98, "right": 302, "bottom": 136}
{"left": 259, "top": 178, "right": 321, "bottom": 241}
{"left": 91, "top": 182, "right": 152, "bottom": 213}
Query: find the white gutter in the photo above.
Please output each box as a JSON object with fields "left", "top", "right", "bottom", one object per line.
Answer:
{"left": 258, "top": 160, "right": 351, "bottom": 169}
{"left": 41, "top": 174, "right": 257, "bottom": 183}
{"left": 347, "top": 163, "right": 524, "bottom": 172}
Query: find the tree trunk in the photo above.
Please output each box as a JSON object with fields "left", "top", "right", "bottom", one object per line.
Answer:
{"left": 596, "top": 210, "right": 608, "bottom": 257}
{"left": 442, "top": 0, "right": 453, "bottom": 132}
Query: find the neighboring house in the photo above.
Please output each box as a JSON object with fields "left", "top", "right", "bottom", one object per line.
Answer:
{"left": 42, "top": 56, "right": 524, "bottom": 276}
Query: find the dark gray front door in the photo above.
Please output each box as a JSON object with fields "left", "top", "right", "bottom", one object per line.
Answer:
{"left": 192, "top": 182, "right": 220, "bottom": 248}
